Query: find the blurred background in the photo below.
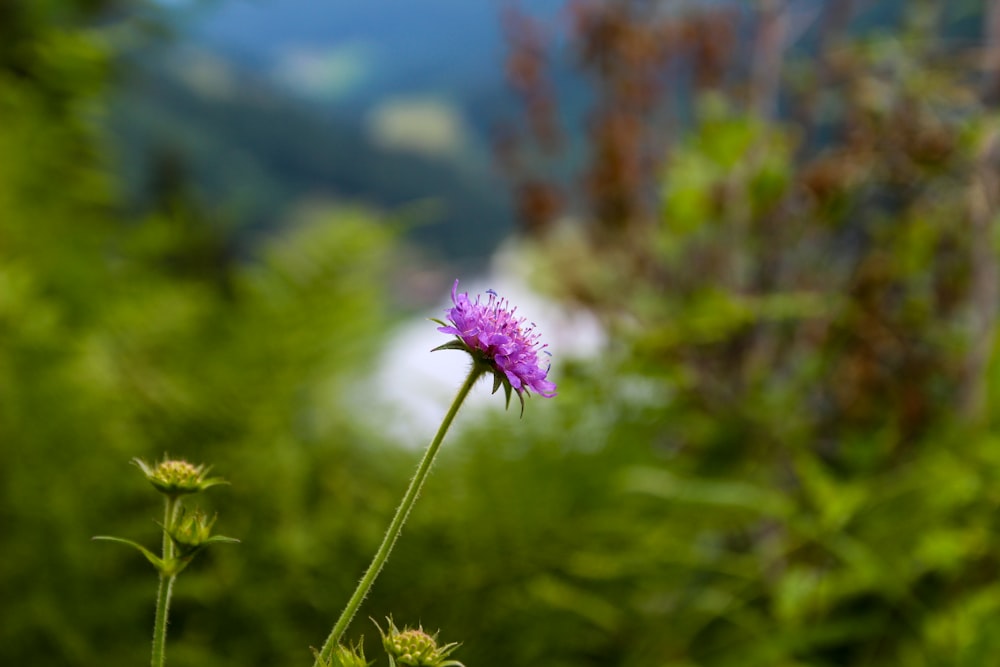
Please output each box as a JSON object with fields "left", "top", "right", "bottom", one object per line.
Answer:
{"left": 5, "top": 1, "right": 1000, "bottom": 665}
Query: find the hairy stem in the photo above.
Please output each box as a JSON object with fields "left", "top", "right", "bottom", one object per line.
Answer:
{"left": 151, "top": 495, "right": 181, "bottom": 667}
{"left": 315, "top": 364, "right": 485, "bottom": 665}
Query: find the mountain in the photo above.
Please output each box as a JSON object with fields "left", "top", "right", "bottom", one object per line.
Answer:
{"left": 108, "top": 46, "right": 514, "bottom": 261}
{"left": 107, "top": 1, "right": 571, "bottom": 263}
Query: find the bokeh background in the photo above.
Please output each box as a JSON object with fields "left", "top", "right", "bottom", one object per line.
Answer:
{"left": 5, "top": 1, "right": 1000, "bottom": 665}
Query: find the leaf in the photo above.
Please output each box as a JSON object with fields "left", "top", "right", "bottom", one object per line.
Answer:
{"left": 92, "top": 535, "right": 166, "bottom": 571}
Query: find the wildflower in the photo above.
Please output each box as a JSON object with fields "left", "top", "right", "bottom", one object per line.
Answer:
{"left": 133, "top": 457, "right": 228, "bottom": 497}
{"left": 377, "top": 618, "right": 463, "bottom": 667}
{"left": 434, "top": 279, "right": 556, "bottom": 412}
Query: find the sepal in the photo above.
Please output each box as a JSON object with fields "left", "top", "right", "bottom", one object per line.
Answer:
{"left": 430, "top": 339, "right": 469, "bottom": 354}
{"left": 488, "top": 368, "right": 524, "bottom": 416}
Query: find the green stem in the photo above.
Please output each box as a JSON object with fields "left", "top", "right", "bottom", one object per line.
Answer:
{"left": 151, "top": 573, "right": 176, "bottom": 667}
{"left": 315, "top": 364, "right": 485, "bottom": 665}
{"left": 151, "top": 495, "right": 181, "bottom": 667}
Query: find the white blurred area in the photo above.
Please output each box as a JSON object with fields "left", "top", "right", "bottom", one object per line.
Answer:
{"left": 366, "top": 96, "right": 471, "bottom": 159}
{"left": 365, "top": 244, "right": 605, "bottom": 444}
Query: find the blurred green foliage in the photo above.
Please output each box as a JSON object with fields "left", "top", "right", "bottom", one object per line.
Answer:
{"left": 1, "top": 5, "right": 403, "bottom": 664}
{"left": 5, "top": 3, "right": 1000, "bottom": 667}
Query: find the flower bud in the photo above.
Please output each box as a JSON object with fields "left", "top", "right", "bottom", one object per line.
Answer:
{"left": 334, "top": 643, "right": 371, "bottom": 667}
{"left": 377, "top": 617, "right": 463, "bottom": 667}
{"left": 312, "top": 641, "right": 371, "bottom": 667}
{"left": 166, "top": 508, "right": 239, "bottom": 560}
{"left": 169, "top": 508, "right": 212, "bottom": 552}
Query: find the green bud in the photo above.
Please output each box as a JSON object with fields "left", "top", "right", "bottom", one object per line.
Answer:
{"left": 166, "top": 508, "right": 239, "bottom": 558}
{"left": 313, "top": 640, "right": 371, "bottom": 667}
{"left": 377, "top": 617, "right": 463, "bottom": 667}
{"left": 133, "top": 456, "right": 228, "bottom": 497}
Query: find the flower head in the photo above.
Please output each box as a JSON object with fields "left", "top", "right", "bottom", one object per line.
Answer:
{"left": 434, "top": 280, "right": 556, "bottom": 412}
{"left": 133, "top": 456, "right": 228, "bottom": 497}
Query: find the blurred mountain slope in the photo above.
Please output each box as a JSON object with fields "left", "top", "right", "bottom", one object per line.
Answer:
{"left": 107, "top": 45, "right": 513, "bottom": 261}
{"left": 104, "top": 0, "right": 576, "bottom": 262}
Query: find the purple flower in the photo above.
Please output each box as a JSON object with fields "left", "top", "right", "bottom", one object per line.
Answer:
{"left": 434, "top": 280, "right": 556, "bottom": 409}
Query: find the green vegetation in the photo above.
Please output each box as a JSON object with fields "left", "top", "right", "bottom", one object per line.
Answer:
{"left": 4, "top": 2, "right": 1000, "bottom": 667}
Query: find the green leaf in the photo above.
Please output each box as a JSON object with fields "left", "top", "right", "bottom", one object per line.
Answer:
{"left": 92, "top": 535, "right": 166, "bottom": 572}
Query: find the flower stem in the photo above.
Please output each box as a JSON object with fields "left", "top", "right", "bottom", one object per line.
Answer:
{"left": 315, "top": 364, "right": 485, "bottom": 665}
{"left": 151, "top": 495, "right": 181, "bottom": 667}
